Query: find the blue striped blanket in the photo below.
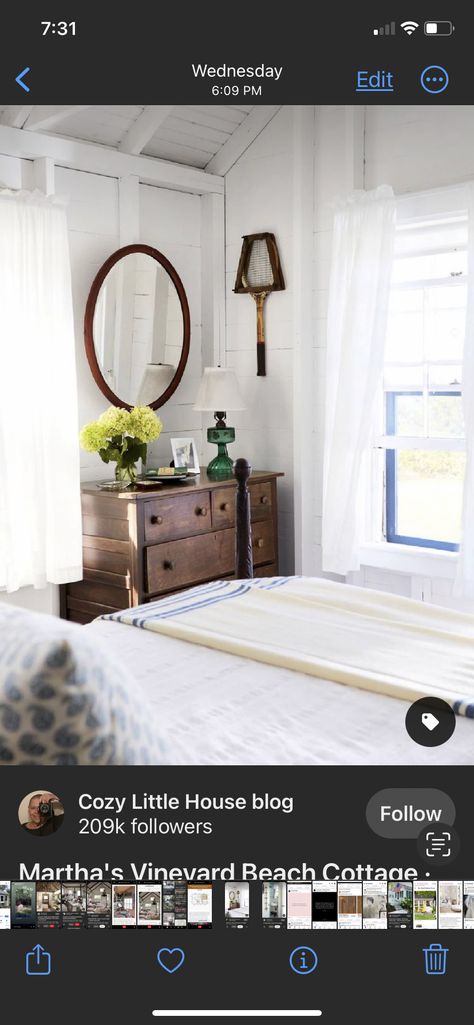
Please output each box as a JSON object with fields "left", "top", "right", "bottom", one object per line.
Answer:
{"left": 101, "top": 576, "right": 474, "bottom": 716}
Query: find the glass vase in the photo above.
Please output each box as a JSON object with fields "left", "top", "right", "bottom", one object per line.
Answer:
{"left": 114, "top": 462, "right": 137, "bottom": 485}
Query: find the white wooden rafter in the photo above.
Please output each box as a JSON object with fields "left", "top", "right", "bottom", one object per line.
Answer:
{"left": 205, "top": 106, "right": 281, "bottom": 174}
{"left": 0, "top": 124, "right": 224, "bottom": 195}
{"left": 118, "top": 105, "right": 174, "bottom": 155}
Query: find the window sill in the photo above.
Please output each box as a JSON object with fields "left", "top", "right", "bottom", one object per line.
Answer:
{"left": 359, "top": 542, "right": 458, "bottom": 579}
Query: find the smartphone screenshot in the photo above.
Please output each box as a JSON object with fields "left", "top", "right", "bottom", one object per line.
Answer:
{"left": 363, "top": 881, "right": 388, "bottom": 929}
{"left": 387, "top": 881, "right": 413, "bottom": 930}
{"left": 224, "top": 882, "right": 249, "bottom": 929}
{"left": 0, "top": 883, "right": 11, "bottom": 930}
{"left": 312, "top": 880, "right": 338, "bottom": 929}
{"left": 11, "top": 883, "right": 36, "bottom": 929}
{"left": 1, "top": 5, "right": 474, "bottom": 1021}
{"left": 137, "top": 884, "right": 162, "bottom": 928}
{"left": 337, "top": 883, "right": 363, "bottom": 929}
{"left": 86, "top": 882, "right": 111, "bottom": 930}
{"left": 36, "top": 882, "right": 62, "bottom": 929}
{"left": 61, "top": 883, "right": 87, "bottom": 929}
{"left": 414, "top": 881, "right": 438, "bottom": 930}
{"left": 262, "top": 881, "right": 287, "bottom": 930}
{"left": 112, "top": 883, "right": 137, "bottom": 929}
{"left": 463, "top": 882, "right": 474, "bottom": 928}
{"left": 187, "top": 883, "right": 213, "bottom": 929}
{"left": 438, "top": 881, "right": 463, "bottom": 929}
{"left": 161, "top": 880, "right": 187, "bottom": 929}
{"left": 287, "top": 882, "right": 312, "bottom": 930}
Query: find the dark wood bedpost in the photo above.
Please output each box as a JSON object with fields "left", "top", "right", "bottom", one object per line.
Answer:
{"left": 234, "top": 458, "right": 253, "bottom": 579}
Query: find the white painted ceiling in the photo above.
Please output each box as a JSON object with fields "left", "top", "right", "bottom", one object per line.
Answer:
{"left": 0, "top": 104, "right": 263, "bottom": 171}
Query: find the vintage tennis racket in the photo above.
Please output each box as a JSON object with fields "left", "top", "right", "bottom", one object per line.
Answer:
{"left": 234, "top": 232, "right": 285, "bottom": 376}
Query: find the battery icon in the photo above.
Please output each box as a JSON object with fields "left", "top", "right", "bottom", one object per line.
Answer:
{"left": 424, "top": 21, "right": 455, "bottom": 35}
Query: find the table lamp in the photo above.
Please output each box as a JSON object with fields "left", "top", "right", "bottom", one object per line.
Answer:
{"left": 193, "top": 367, "right": 246, "bottom": 478}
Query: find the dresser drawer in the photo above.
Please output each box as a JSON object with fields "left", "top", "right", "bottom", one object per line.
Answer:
{"left": 251, "top": 518, "right": 275, "bottom": 566}
{"left": 250, "top": 481, "right": 273, "bottom": 521}
{"left": 211, "top": 480, "right": 273, "bottom": 530}
{"left": 145, "top": 528, "right": 235, "bottom": 594}
{"left": 211, "top": 488, "right": 235, "bottom": 529}
{"left": 144, "top": 491, "right": 212, "bottom": 543}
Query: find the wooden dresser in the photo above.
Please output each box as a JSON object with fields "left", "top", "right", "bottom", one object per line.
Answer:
{"left": 61, "top": 469, "right": 283, "bottom": 624}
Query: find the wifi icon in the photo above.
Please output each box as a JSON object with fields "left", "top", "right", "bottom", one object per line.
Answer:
{"left": 401, "top": 20, "right": 419, "bottom": 35}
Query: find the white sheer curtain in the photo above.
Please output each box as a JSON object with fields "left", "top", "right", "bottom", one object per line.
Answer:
{"left": 454, "top": 182, "right": 474, "bottom": 598}
{"left": 322, "top": 186, "right": 396, "bottom": 576}
{"left": 0, "top": 191, "right": 82, "bottom": 592}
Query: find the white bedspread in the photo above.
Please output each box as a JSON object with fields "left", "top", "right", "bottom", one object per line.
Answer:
{"left": 102, "top": 577, "right": 474, "bottom": 715}
{"left": 86, "top": 618, "right": 474, "bottom": 765}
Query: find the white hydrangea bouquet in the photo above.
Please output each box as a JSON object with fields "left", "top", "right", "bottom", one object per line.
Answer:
{"left": 80, "top": 405, "right": 162, "bottom": 485}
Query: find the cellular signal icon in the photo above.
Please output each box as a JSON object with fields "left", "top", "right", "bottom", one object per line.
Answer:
{"left": 373, "top": 21, "right": 396, "bottom": 36}
{"left": 401, "top": 20, "right": 419, "bottom": 35}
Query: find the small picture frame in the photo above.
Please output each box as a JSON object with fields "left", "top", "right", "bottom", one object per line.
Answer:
{"left": 170, "top": 437, "right": 200, "bottom": 474}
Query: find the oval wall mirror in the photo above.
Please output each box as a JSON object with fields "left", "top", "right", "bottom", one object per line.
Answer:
{"left": 84, "top": 244, "right": 190, "bottom": 410}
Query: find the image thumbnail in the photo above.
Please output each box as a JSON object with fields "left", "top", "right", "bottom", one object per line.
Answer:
{"left": 138, "top": 885, "right": 162, "bottom": 926}
{"left": 87, "top": 882, "right": 111, "bottom": 915}
{"left": 61, "top": 884, "right": 86, "bottom": 914}
{"left": 36, "top": 882, "right": 61, "bottom": 913}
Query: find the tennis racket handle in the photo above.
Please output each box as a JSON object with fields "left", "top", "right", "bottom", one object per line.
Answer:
{"left": 255, "top": 293, "right": 266, "bottom": 376}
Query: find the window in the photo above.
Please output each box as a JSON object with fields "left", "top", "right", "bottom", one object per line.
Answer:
{"left": 379, "top": 211, "right": 467, "bottom": 551}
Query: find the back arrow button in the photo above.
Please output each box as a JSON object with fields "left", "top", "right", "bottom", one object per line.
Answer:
{"left": 16, "top": 67, "right": 31, "bottom": 92}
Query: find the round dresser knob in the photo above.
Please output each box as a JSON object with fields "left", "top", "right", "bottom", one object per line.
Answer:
{"left": 256, "top": 538, "right": 264, "bottom": 549}
{"left": 197, "top": 506, "right": 208, "bottom": 516}
{"left": 163, "top": 559, "right": 174, "bottom": 570}
{"left": 260, "top": 495, "right": 269, "bottom": 505}
{"left": 221, "top": 502, "right": 230, "bottom": 512}
{"left": 151, "top": 514, "right": 163, "bottom": 525}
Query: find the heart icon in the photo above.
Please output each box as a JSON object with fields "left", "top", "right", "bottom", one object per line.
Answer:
{"left": 156, "top": 947, "right": 185, "bottom": 974}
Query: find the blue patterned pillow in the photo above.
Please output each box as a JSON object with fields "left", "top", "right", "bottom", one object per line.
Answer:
{"left": 0, "top": 605, "right": 167, "bottom": 766}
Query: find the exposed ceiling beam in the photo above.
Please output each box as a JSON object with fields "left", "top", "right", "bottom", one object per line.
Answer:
{"left": 119, "top": 105, "right": 174, "bottom": 155}
{"left": 1, "top": 106, "right": 34, "bottom": 129}
{"left": 205, "top": 106, "right": 282, "bottom": 175}
{"left": 0, "top": 124, "right": 224, "bottom": 195}
{"left": 24, "top": 106, "right": 92, "bottom": 131}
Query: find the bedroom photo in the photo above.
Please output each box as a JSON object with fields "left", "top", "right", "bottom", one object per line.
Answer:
{"left": 1, "top": 103, "right": 474, "bottom": 767}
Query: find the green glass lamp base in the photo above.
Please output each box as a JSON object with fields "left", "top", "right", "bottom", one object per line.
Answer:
{"left": 206, "top": 426, "right": 235, "bottom": 480}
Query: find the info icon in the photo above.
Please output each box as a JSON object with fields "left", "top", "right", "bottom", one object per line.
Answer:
{"left": 405, "top": 697, "right": 456, "bottom": 747}
{"left": 289, "top": 946, "right": 318, "bottom": 975}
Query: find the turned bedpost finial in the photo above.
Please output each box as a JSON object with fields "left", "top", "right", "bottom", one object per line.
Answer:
{"left": 234, "top": 458, "right": 253, "bottom": 580}
{"left": 234, "top": 457, "right": 251, "bottom": 489}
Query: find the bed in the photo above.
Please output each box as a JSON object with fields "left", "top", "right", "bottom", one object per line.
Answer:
{"left": 82, "top": 460, "right": 474, "bottom": 766}
{"left": 2, "top": 460, "right": 473, "bottom": 765}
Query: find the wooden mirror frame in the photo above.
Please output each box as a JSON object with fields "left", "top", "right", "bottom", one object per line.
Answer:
{"left": 84, "top": 243, "right": 191, "bottom": 410}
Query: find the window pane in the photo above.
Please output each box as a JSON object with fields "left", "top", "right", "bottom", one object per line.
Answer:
{"left": 385, "top": 311, "right": 423, "bottom": 363}
{"left": 426, "top": 283, "right": 467, "bottom": 310}
{"left": 428, "top": 395, "right": 464, "bottom": 438}
{"left": 425, "top": 306, "right": 465, "bottom": 361}
{"left": 393, "top": 394, "right": 424, "bottom": 436}
{"left": 384, "top": 366, "right": 423, "bottom": 390}
{"left": 394, "top": 450, "right": 466, "bottom": 544}
{"left": 392, "top": 249, "right": 467, "bottom": 284}
{"left": 390, "top": 288, "right": 424, "bottom": 313}
{"left": 428, "top": 364, "right": 462, "bottom": 390}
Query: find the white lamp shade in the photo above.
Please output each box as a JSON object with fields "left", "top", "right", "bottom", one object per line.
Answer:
{"left": 193, "top": 367, "right": 246, "bottom": 411}
{"left": 137, "top": 363, "right": 175, "bottom": 405}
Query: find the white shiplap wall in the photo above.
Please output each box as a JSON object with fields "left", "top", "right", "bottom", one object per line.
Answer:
{"left": 222, "top": 106, "right": 295, "bottom": 574}
{"left": 59, "top": 168, "right": 203, "bottom": 479}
